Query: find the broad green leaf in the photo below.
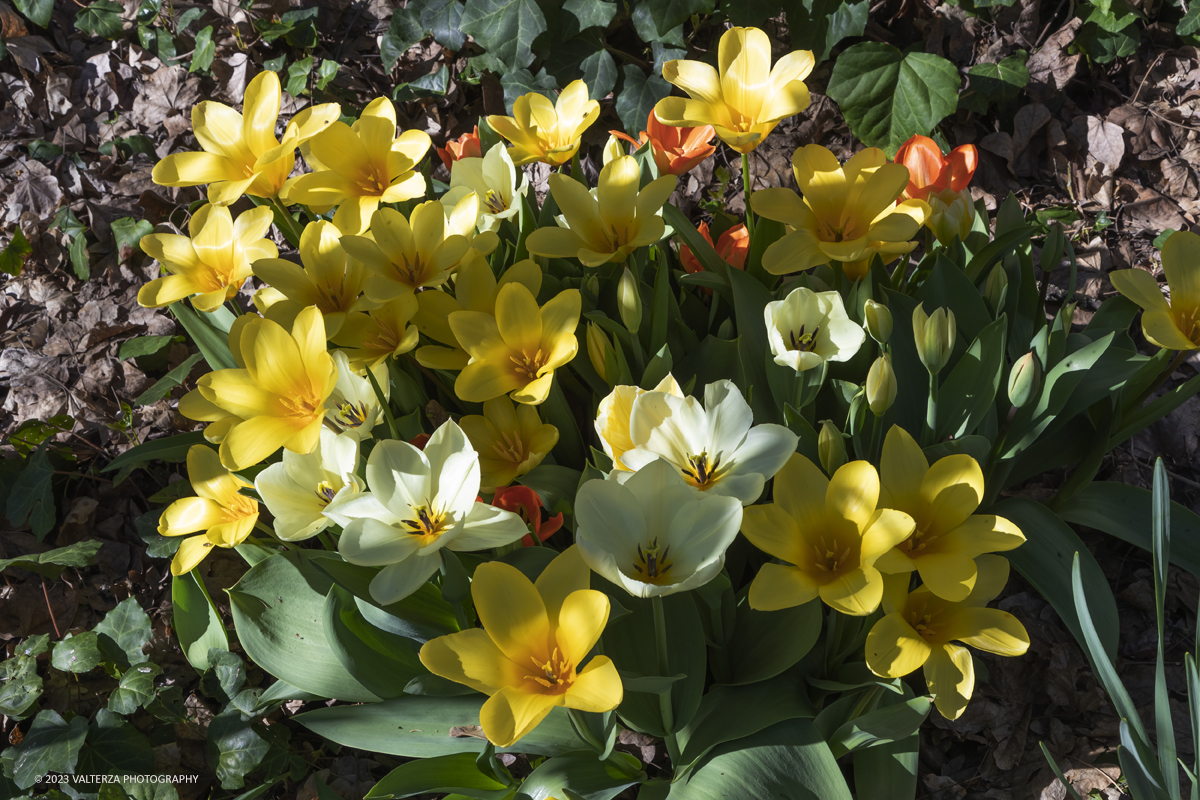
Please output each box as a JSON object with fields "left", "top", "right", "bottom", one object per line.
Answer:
{"left": 324, "top": 585, "right": 426, "bottom": 699}
{"left": 915, "top": 254, "right": 993, "bottom": 344}
{"left": 827, "top": 42, "right": 960, "bottom": 157}
{"left": 581, "top": 48, "right": 617, "bottom": 101}
{"left": 788, "top": 0, "right": 869, "bottom": 63}
{"left": 1076, "top": 20, "right": 1140, "bottom": 63}
{"left": 286, "top": 56, "right": 313, "bottom": 96}
{"left": 852, "top": 697, "right": 919, "bottom": 800}
{"left": 646, "top": 0, "right": 713, "bottom": 36}
{"left": 0, "top": 651, "right": 43, "bottom": 718}
{"left": 228, "top": 550, "right": 381, "bottom": 702}
{"left": 615, "top": 65, "right": 672, "bottom": 139}
{"left": 169, "top": 301, "right": 236, "bottom": 370}
{"left": 133, "top": 352, "right": 203, "bottom": 405}
{"left": 311, "top": 557, "right": 459, "bottom": 642}
{"left": 500, "top": 67, "right": 558, "bottom": 112}
{"left": 381, "top": 7, "right": 423, "bottom": 71}
{"left": 295, "top": 695, "right": 589, "bottom": 758}
{"left": 172, "top": 570, "right": 228, "bottom": 672}
{"left": 111, "top": 216, "right": 154, "bottom": 258}
{"left": 119, "top": 334, "right": 177, "bottom": 362}
{"left": 1181, "top": 5, "right": 1200, "bottom": 35}
{"left": 0, "top": 540, "right": 102, "bottom": 579}
{"left": 0, "top": 227, "right": 32, "bottom": 276}
{"left": 460, "top": 0, "right": 546, "bottom": 69}
{"left": 11, "top": 710, "right": 88, "bottom": 789}
{"left": 723, "top": 600, "right": 822, "bottom": 685}
{"left": 564, "top": 0, "right": 617, "bottom": 28}
{"left": 936, "top": 315, "right": 1006, "bottom": 439}
{"left": 630, "top": 1, "right": 685, "bottom": 45}
{"left": 14, "top": 0, "right": 53, "bottom": 27}
{"left": 828, "top": 695, "right": 932, "bottom": 758}
{"left": 667, "top": 718, "right": 852, "bottom": 800}
{"left": 103, "top": 431, "right": 206, "bottom": 475}
{"left": 94, "top": 597, "right": 152, "bottom": 667}
{"left": 207, "top": 709, "right": 270, "bottom": 790}
{"left": 316, "top": 59, "right": 339, "bottom": 90}
{"left": 190, "top": 25, "right": 215, "bottom": 72}
{"left": 515, "top": 751, "right": 645, "bottom": 800}
{"left": 77, "top": 709, "right": 155, "bottom": 778}
{"left": 201, "top": 649, "right": 247, "bottom": 702}
{"left": 365, "top": 752, "right": 511, "bottom": 799}
{"left": 517, "top": 464, "right": 582, "bottom": 514}
{"left": 969, "top": 52, "right": 1029, "bottom": 103}
{"left": 1111, "top": 374, "right": 1200, "bottom": 447}
{"left": 5, "top": 453, "right": 55, "bottom": 537}
{"left": 422, "top": 0, "right": 467, "bottom": 49}
{"left": 107, "top": 663, "right": 162, "bottom": 715}
{"left": 75, "top": 0, "right": 123, "bottom": 38}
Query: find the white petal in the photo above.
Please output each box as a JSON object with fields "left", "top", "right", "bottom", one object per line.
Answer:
{"left": 321, "top": 491, "right": 395, "bottom": 527}
{"left": 726, "top": 424, "right": 798, "bottom": 483}
{"left": 369, "top": 551, "right": 442, "bottom": 604}
{"left": 447, "top": 503, "right": 528, "bottom": 551}
{"left": 366, "top": 439, "right": 433, "bottom": 516}
{"left": 339, "top": 518, "right": 421, "bottom": 566}
{"left": 664, "top": 492, "right": 743, "bottom": 575}
{"left": 703, "top": 380, "right": 754, "bottom": 458}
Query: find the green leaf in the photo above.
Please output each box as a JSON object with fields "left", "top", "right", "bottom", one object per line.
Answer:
{"left": 422, "top": 0, "right": 466, "bottom": 49}
{"left": 77, "top": 709, "right": 156, "bottom": 778}
{"left": 646, "top": 0, "right": 713, "bottom": 36}
{"left": 935, "top": 315, "right": 1006, "bottom": 439}
{"left": 1181, "top": 4, "right": 1200, "bottom": 35}
{"left": 208, "top": 709, "right": 270, "bottom": 790}
{"left": 564, "top": 0, "right": 617, "bottom": 28}
{"left": 0, "top": 227, "right": 32, "bottom": 276}
{"left": 280, "top": 6, "right": 319, "bottom": 48}
{"left": 295, "top": 695, "right": 589, "bottom": 758}
{"left": 828, "top": 695, "right": 932, "bottom": 758}
{"left": 460, "top": 0, "right": 546, "bottom": 69}
{"left": 366, "top": 752, "right": 511, "bottom": 799}
{"left": 667, "top": 718, "right": 852, "bottom": 800}
{"left": 285, "top": 56, "right": 313, "bottom": 96}
{"left": 228, "top": 551, "right": 382, "bottom": 702}
{"left": 94, "top": 597, "right": 152, "bottom": 667}
{"left": 968, "top": 52, "right": 1029, "bottom": 103}
{"left": 75, "top": 0, "right": 124, "bottom": 38}
{"left": 190, "top": 25, "right": 215, "bottom": 72}
{"left": 1076, "top": 20, "right": 1140, "bottom": 63}
{"left": 826, "top": 43, "right": 960, "bottom": 157}
{"left": 851, "top": 690, "right": 919, "bottom": 800}
{"left": 172, "top": 571, "right": 228, "bottom": 672}
{"left": 134, "top": 352, "right": 203, "bottom": 405}
{"left": 111, "top": 217, "right": 154, "bottom": 260}
{"left": 992, "top": 497, "right": 1120, "bottom": 660}
{"left": 615, "top": 65, "right": 673, "bottom": 139}
{"left": 119, "top": 334, "right": 177, "bottom": 362}
{"left": 69, "top": 232, "right": 91, "bottom": 280}
{"left": 108, "top": 663, "right": 162, "bottom": 715}
{"left": 5, "top": 448, "right": 56, "bottom": 540}
{"left": 0, "top": 652, "right": 43, "bottom": 718}
{"left": 52, "top": 631, "right": 103, "bottom": 673}
{"left": 167, "top": 299, "right": 236, "bottom": 367}
{"left": 14, "top": 0, "right": 54, "bottom": 26}
{"left": 788, "top": 0, "right": 869, "bottom": 63}
{"left": 0, "top": 540, "right": 102, "bottom": 579}
{"left": 723, "top": 600, "right": 822, "bottom": 685}
{"left": 324, "top": 585, "right": 425, "bottom": 700}
{"left": 12, "top": 710, "right": 88, "bottom": 789}
{"left": 316, "top": 59, "right": 339, "bottom": 90}
{"left": 200, "top": 649, "right": 247, "bottom": 702}
{"left": 103, "top": 431, "right": 206, "bottom": 474}
{"left": 515, "top": 751, "right": 645, "bottom": 800}
{"left": 517, "top": 464, "right": 582, "bottom": 515}
{"left": 581, "top": 48, "right": 617, "bottom": 101}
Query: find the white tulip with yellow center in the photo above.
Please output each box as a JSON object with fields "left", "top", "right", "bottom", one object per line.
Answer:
{"left": 442, "top": 143, "right": 530, "bottom": 233}
{"left": 575, "top": 460, "right": 742, "bottom": 597}
{"left": 323, "top": 350, "right": 387, "bottom": 441}
{"left": 255, "top": 428, "right": 362, "bottom": 541}
{"left": 622, "top": 379, "right": 798, "bottom": 505}
{"left": 764, "top": 286, "right": 866, "bottom": 373}
{"left": 323, "top": 420, "right": 528, "bottom": 604}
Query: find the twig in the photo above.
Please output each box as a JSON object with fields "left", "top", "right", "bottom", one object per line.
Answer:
{"left": 1130, "top": 53, "right": 1165, "bottom": 106}
{"left": 41, "top": 578, "right": 61, "bottom": 639}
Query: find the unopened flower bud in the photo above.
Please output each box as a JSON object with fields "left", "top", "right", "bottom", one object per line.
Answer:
{"left": 602, "top": 134, "right": 625, "bottom": 166}
{"left": 587, "top": 323, "right": 614, "bottom": 384}
{"left": 912, "top": 303, "right": 956, "bottom": 375}
{"left": 866, "top": 355, "right": 897, "bottom": 417}
{"left": 818, "top": 420, "right": 846, "bottom": 476}
{"left": 1007, "top": 351, "right": 1042, "bottom": 408}
{"left": 863, "top": 299, "right": 893, "bottom": 345}
{"left": 618, "top": 266, "right": 642, "bottom": 333}
{"left": 985, "top": 265, "right": 1008, "bottom": 315}
{"left": 927, "top": 188, "right": 974, "bottom": 245}
{"left": 584, "top": 275, "right": 600, "bottom": 299}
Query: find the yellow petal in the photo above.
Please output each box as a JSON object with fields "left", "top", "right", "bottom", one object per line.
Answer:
{"left": 792, "top": 145, "right": 846, "bottom": 224}
{"left": 741, "top": 504, "right": 804, "bottom": 564}
{"left": 942, "top": 515, "right": 1025, "bottom": 556}
{"left": 555, "top": 590, "right": 609, "bottom": 666}
{"left": 241, "top": 71, "right": 281, "bottom": 156}
{"left": 920, "top": 455, "right": 983, "bottom": 536}
{"left": 774, "top": 454, "right": 828, "bottom": 533}
{"left": 565, "top": 656, "right": 622, "bottom": 712}
{"left": 171, "top": 535, "right": 215, "bottom": 576}
{"left": 495, "top": 283, "right": 543, "bottom": 353}
{"left": 598, "top": 156, "right": 641, "bottom": 230}
{"left": 879, "top": 425, "right": 926, "bottom": 514}
{"left": 965, "top": 553, "right": 1011, "bottom": 606}
{"left": 471, "top": 561, "right": 552, "bottom": 664}
{"left": 913, "top": 551, "right": 977, "bottom": 602}
{"left": 845, "top": 162, "right": 909, "bottom": 235}
{"left": 480, "top": 686, "right": 560, "bottom": 748}
{"left": 662, "top": 59, "right": 723, "bottom": 104}
{"left": 1109, "top": 268, "right": 1170, "bottom": 313}
{"left": 860, "top": 509, "right": 916, "bottom": 561}
{"left": 947, "top": 607, "right": 1030, "bottom": 657}
{"left": 220, "top": 415, "right": 300, "bottom": 470}
{"left": 762, "top": 228, "right": 826, "bottom": 275}
{"left": 924, "top": 643, "right": 974, "bottom": 720}
{"left": 160, "top": 497, "right": 226, "bottom": 537}
{"left": 1162, "top": 230, "right": 1200, "bottom": 313}
{"left": 865, "top": 612, "right": 932, "bottom": 678}
{"left": 819, "top": 566, "right": 884, "bottom": 616}
{"left": 192, "top": 101, "right": 252, "bottom": 163}
{"left": 1143, "top": 309, "right": 1199, "bottom": 351}
{"left": 526, "top": 227, "right": 587, "bottom": 260}
{"left": 419, "top": 628, "right": 523, "bottom": 695}
{"left": 748, "top": 563, "right": 819, "bottom": 611}
{"left": 152, "top": 152, "right": 240, "bottom": 186}
{"left": 535, "top": 544, "right": 591, "bottom": 630}
{"left": 718, "top": 27, "right": 771, "bottom": 121}
{"left": 826, "top": 460, "right": 880, "bottom": 530}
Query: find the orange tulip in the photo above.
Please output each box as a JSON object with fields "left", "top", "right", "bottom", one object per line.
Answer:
{"left": 611, "top": 111, "right": 716, "bottom": 176}
{"left": 680, "top": 222, "right": 750, "bottom": 277}
{"left": 437, "top": 126, "right": 482, "bottom": 170}
{"left": 893, "top": 135, "right": 978, "bottom": 202}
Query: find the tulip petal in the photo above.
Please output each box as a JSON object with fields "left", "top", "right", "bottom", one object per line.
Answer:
{"left": 565, "top": 656, "right": 622, "bottom": 713}
{"left": 924, "top": 643, "right": 974, "bottom": 720}
{"left": 220, "top": 415, "right": 299, "bottom": 469}
{"left": 338, "top": 518, "right": 421, "bottom": 566}
{"left": 1109, "top": 268, "right": 1170, "bottom": 313}
{"left": 457, "top": 361, "right": 524, "bottom": 403}
{"left": 535, "top": 545, "right": 591, "bottom": 630}
{"left": 370, "top": 551, "right": 443, "bottom": 604}
{"left": 773, "top": 454, "right": 828, "bottom": 535}
{"left": 718, "top": 26, "right": 771, "bottom": 120}
{"left": 153, "top": 152, "right": 241, "bottom": 186}
{"left": 242, "top": 71, "right": 281, "bottom": 156}
{"left": 819, "top": 565, "right": 884, "bottom": 616}
{"left": 861, "top": 509, "right": 917, "bottom": 561}
{"left": 879, "top": 425, "right": 926, "bottom": 514}
{"left": 419, "top": 628, "right": 520, "bottom": 694}
{"left": 865, "top": 612, "right": 932, "bottom": 678}
{"left": 171, "top": 535, "right": 215, "bottom": 575}
{"left": 555, "top": 589, "right": 610, "bottom": 666}
{"left": 942, "top": 514, "right": 1025, "bottom": 557}
{"left": 741, "top": 503, "right": 805, "bottom": 564}
{"left": 1142, "top": 310, "right": 1199, "bottom": 350}
{"left": 193, "top": 101, "right": 252, "bottom": 163}
{"left": 480, "top": 687, "right": 559, "bottom": 748}
{"left": 762, "top": 228, "right": 826, "bottom": 274}
{"left": 451, "top": 503, "right": 527, "bottom": 551}
{"left": 793, "top": 145, "right": 846, "bottom": 223}
{"left": 663, "top": 59, "right": 723, "bottom": 105}
{"left": 1162, "top": 230, "right": 1200, "bottom": 312}
{"left": 751, "top": 187, "right": 813, "bottom": 228}
{"left": 526, "top": 227, "right": 588, "bottom": 260}
{"left": 160, "top": 497, "right": 226, "bottom": 537}
{"left": 826, "top": 461, "right": 880, "bottom": 530}
{"left": 472, "top": 561, "right": 552, "bottom": 664}
{"left": 759, "top": 79, "right": 811, "bottom": 125}
{"left": 749, "top": 562, "right": 819, "bottom": 611}
{"left": 920, "top": 454, "right": 984, "bottom": 536}
{"left": 913, "top": 551, "right": 977, "bottom": 602}
{"left": 947, "top": 607, "right": 1030, "bottom": 657}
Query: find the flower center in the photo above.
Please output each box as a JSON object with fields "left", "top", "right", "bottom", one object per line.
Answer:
{"left": 788, "top": 325, "right": 820, "bottom": 352}
{"left": 336, "top": 401, "right": 371, "bottom": 429}
{"left": 222, "top": 493, "right": 258, "bottom": 521}
{"left": 314, "top": 480, "right": 337, "bottom": 505}
{"left": 524, "top": 648, "right": 574, "bottom": 694}
{"left": 279, "top": 393, "right": 323, "bottom": 420}
{"left": 483, "top": 189, "right": 509, "bottom": 215}
{"left": 510, "top": 349, "right": 549, "bottom": 381}
{"left": 897, "top": 525, "right": 938, "bottom": 554}
{"left": 1175, "top": 306, "right": 1200, "bottom": 345}
{"left": 632, "top": 537, "right": 673, "bottom": 584}
{"left": 909, "top": 612, "right": 939, "bottom": 642}
{"left": 681, "top": 452, "right": 720, "bottom": 489}
{"left": 401, "top": 504, "right": 450, "bottom": 542}
{"left": 811, "top": 535, "right": 851, "bottom": 573}
{"left": 392, "top": 257, "right": 433, "bottom": 288}
{"left": 492, "top": 431, "right": 527, "bottom": 463}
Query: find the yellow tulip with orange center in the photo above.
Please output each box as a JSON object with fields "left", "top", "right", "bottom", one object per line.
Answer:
{"left": 1110, "top": 230, "right": 1200, "bottom": 350}
{"left": 138, "top": 204, "right": 277, "bottom": 312}
{"left": 419, "top": 546, "right": 622, "bottom": 747}
{"left": 251, "top": 220, "right": 374, "bottom": 339}
{"left": 186, "top": 306, "right": 337, "bottom": 470}
{"left": 741, "top": 454, "right": 916, "bottom": 614}
{"left": 875, "top": 426, "right": 1025, "bottom": 601}
{"left": 866, "top": 555, "right": 1030, "bottom": 719}
{"left": 448, "top": 283, "right": 581, "bottom": 405}
{"left": 487, "top": 80, "right": 600, "bottom": 167}
{"left": 525, "top": 155, "right": 677, "bottom": 267}
{"left": 285, "top": 97, "right": 431, "bottom": 234}
{"left": 331, "top": 295, "right": 420, "bottom": 369}
{"left": 340, "top": 198, "right": 496, "bottom": 303}
{"left": 152, "top": 71, "right": 340, "bottom": 206}
{"left": 653, "top": 26, "right": 814, "bottom": 153}
{"left": 751, "top": 145, "right": 928, "bottom": 280}
{"left": 413, "top": 255, "right": 543, "bottom": 371}
{"left": 460, "top": 396, "right": 559, "bottom": 490}
{"left": 159, "top": 445, "right": 259, "bottom": 575}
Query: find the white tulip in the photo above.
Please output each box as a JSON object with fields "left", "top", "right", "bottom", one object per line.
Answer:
{"left": 764, "top": 286, "right": 865, "bottom": 373}
{"left": 255, "top": 428, "right": 362, "bottom": 542}
{"left": 594, "top": 374, "right": 683, "bottom": 471}
{"left": 324, "top": 350, "right": 386, "bottom": 441}
{"left": 442, "top": 143, "right": 530, "bottom": 233}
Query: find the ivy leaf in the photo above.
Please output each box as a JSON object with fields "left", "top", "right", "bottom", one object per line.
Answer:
{"left": 788, "top": 0, "right": 869, "bottom": 63}
{"left": 615, "top": 65, "right": 673, "bottom": 137}
{"left": 421, "top": 0, "right": 466, "bottom": 49}
{"left": 968, "top": 52, "right": 1030, "bottom": 103}
{"left": 381, "top": 6, "right": 423, "bottom": 71}
{"left": 76, "top": 709, "right": 156, "bottom": 777}
{"left": 107, "top": 663, "right": 163, "bottom": 715}
{"left": 581, "top": 48, "right": 617, "bottom": 101}
{"left": 1181, "top": 5, "right": 1200, "bottom": 35}
{"left": 0, "top": 227, "right": 32, "bottom": 277}
{"left": 111, "top": 216, "right": 154, "bottom": 261}
{"left": 461, "top": 0, "right": 547, "bottom": 70}
{"left": 0, "top": 653, "right": 43, "bottom": 718}
{"left": 51, "top": 632, "right": 103, "bottom": 674}
{"left": 646, "top": 0, "right": 714, "bottom": 36}
{"left": 0, "top": 540, "right": 103, "bottom": 579}
{"left": 11, "top": 711, "right": 88, "bottom": 789}
{"left": 316, "top": 59, "right": 339, "bottom": 90}
{"left": 208, "top": 709, "right": 270, "bottom": 790}
{"left": 200, "top": 650, "right": 247, "bottom": 703}
{"left": 630, "top": 2, "right": 685, "bottom": 46}
{"left": 190, "top": 25, "right": 216, "bottom": 73}
{"left": 93, "top": 597, "right": 153, "bottom": 668}
{"left": 69, "top": 233, "right": 90, "bottom": 280}
{"left": 285, "top": 56, "right": 313, "bottom": 96}
{"left": 501, "top": 68, "right": 559, "bottom": 113}
{"left": 74, "top": 0, "right": 124, "bottom": 39}
{"left": 5, "top": 446, "right": 55, "bottom": 540}
{"left": 564, "top": 0, "right": 617, "bottom": 28}
{"left": 14, "top": 0, "right": 54, "bottom": 27}
{"left": 827, "top": 43, "right": 960, "bottom": 157}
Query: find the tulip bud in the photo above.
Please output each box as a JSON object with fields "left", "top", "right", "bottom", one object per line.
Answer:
{"left": 818, "top": 420, "right": 847, "bottom": 476}
{"left": 866, "top": 355, "right": 898, "bottom": 417}
{"left": 863, "top": 299, "right": 893, "bottom": 345}
{"left": 618, "top": 266, "right": 642, "bottom": 333}
{"left": 584, "top": 274, "right": 600, "bottom": 299}
{"left": 1007, "top": 351, "right": 1042, "bottom": 408}
{"left": 985, "top": 265, "right": 1008, "bottom": 315}
{"left": 927, "top": 188, "right": 974, "bottom": 245}
{"left": 587, "top": 323, "right": 614, "bottom": 384}
{"left": 912, "top": 303, "right": 956, "bottom": 375}
{"left": 602, "top": 134, "right": 625, "bottom": 166}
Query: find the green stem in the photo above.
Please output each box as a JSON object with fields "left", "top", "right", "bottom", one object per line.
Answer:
{"left": 923, "top": 372, "right": 939, "bottom": 446}
{"left": 567, "top": 708, "right": 607, "bottom": 754}
{"left": 651, "top": 596, "right": 682, "bottom": 766}
{"left": 741, "top": 151, "right": 755, "bottom": 239}
{"left": 269, "top": 196, "right": 305, "bottom": 249}
{"left": 365, "top": 363, "right": 400, "bottom": 440}
{"left": 1137, "top": 349, "right": 1189, "bottom": 406}
{"left": 868, "top": 411, "right": 883, "bottom": 464}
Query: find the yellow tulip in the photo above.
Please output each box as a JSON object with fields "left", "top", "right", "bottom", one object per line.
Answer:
{"left": 866, "top": 555, "right": 1029, "bottom": 719}
{"left": 152, "top": 71, "right": 340, "bottom": 206}
{"left": 340, "top": 199, "right": 490, "bottom": 303}
{"left": 586, "top": 323, "right": 617, "bottom": 384}
{"left": 285, "top": 97, "right": 431, "bottom": 234}
{"left": 251, "top": 220, "right": 373, "bottom": 339}
{"left": 138, "top": 205, "right": 277, "bottom": 312}
{"left": 1110, "top": 230, "right": 1200, "bottom": 350}
{"left": 188, "top": 306, "right": 337, "bottom": 470}
{"left": 487, "top": 80, "right": 600, "bottom": 167}
{"left": 412, "top": 256, "right": 543, "bottom": 371}
{"left": 594, "top": 375, "right": 684, "bottom": 471}
{"left": 741, "top": 454, "right": 915, "bottom": 615}
{"left": 912, "top": 303, "right": 956, "bottom": 375}
{"left": 331, "top": 295, "right": 420, "bottom": 369}
{"left": 460, "top": 396, "right": 559, "bottom": 490}
{"left": 448, "top": 283, "right": 581, "bottom": 405}
{"left": 159, "top": 445, "right": 259, "bottom": 575}
{"left": 525, "top": 156, "right": 677, "bottom": 267}
{"left": 419, "top": 546, "right": 622, "bottom": 747}
{"left": 751, "top": 145, "right": 928, "bottom": 279}
{"left": 654, "top": 27, "right": 814, "bottom": 153}
{"left": 875, "top": 426, "right": 1025, "bottom": 602}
